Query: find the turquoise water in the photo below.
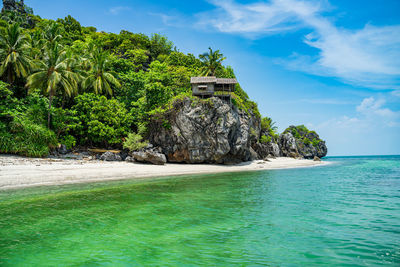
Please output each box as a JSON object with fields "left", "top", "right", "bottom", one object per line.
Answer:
{"left": 0, "top": 156, "right": 399, "bottom": 266}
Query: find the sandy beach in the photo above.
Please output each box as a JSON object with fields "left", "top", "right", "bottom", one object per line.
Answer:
{"left": 0, "top": 155, "right": 329, "bottom": 190}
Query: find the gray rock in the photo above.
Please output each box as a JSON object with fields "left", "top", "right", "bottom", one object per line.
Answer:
{"left": 269, "top": 143, "right": 280, "bottom": 157}
{"left": 132, "top": 151, "right": 167, "bottom": 165}
{"left": 149, "top": 97, "right": 260, "bottom": 164}
{"left": 119, "top": 150, "right": 129, "bottom": 161}
{"left": 279, "top": 133, "right": 300, "bottom": 158}
{"left": 57, "top": 144, "right": 68, "bottom": 155}
{"left": 100, "top": 151, "right": 122, "bottom": 161}
{"left": 313, "top": 156, "right": 321, "bottom": 161}
{"left": 253, "top": 141, "right": 280, "bottom": 159}
{"left": 125, "top": 156, "right": 136, "bottom": 163}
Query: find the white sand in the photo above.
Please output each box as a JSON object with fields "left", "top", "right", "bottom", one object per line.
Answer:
{"left": 0, "top": 155, "right": 329, "bottom": 190}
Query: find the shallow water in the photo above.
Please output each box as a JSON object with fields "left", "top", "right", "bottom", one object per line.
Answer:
{"left": 0, "top": 156, "right": 399, "bottom": 266}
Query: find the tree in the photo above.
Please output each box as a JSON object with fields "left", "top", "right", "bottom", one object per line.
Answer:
{"left": 26, "top": 42, "right": 79, "bottom": 128}
{"left": 0, "top": 23, "right": 33, "bottom": 84}
{"left": 199, "top": 47, "right": 226, "bottom": 77}
{"left": 82, "top": 46, "right": 121, "bottom": 95}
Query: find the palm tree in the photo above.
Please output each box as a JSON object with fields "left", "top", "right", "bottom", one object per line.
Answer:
{"left": 82, "top": 46, "right": 120, "bottom": 95}
{"left": 199, "top": 47, "right": 226, "bottom": 77}
{"left": 26, "top": 42, "right": 79, "bottom": 128}
{"left": 0, "top": 23, "right": 33, "bottom": 84}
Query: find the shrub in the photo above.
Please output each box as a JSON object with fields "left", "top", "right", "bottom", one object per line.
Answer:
{"left": 260, "top": 135, "right": 271, "bottom": 144}
{"left": 71, "top": 93, "right": 133, "bottom": 147}
{"left": 312, "top": 138, "right": 320, "bottom": 147}
{"left": 0, "top": 116, "right": 57, "bottom": 157}
{"left": 123, "top": 133, "right": 148, "bottom": 152}
{"left": 303, "top": 137, "right": 311, "bottom": 145}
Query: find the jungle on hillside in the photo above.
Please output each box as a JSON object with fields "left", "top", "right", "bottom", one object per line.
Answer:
{"left": 0, "top": 1, "right": 326, "bottom": 161}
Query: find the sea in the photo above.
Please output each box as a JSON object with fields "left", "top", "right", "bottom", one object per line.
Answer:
{"left": 0, "top": 155, "right": 399, "bottom": 266}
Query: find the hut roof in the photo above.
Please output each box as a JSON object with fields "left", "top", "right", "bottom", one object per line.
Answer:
{"left": 190, "top": 77, "right": 217, "bottom": 84}
{"left": 216, "top": 78, "right": 237, "bottom": 84}
{"left": 190, "top": 77, "right": 237, "bottom": 84}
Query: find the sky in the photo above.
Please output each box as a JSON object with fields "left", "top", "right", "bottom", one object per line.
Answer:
{"left": 20, "top": 0, "right": 400, "bottom": 156}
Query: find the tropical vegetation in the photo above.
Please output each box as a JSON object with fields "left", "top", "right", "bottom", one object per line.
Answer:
{"left": 0, "top": 4, "right": 268, "bottom": 157}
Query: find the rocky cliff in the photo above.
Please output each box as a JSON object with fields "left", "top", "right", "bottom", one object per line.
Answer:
{"left": 279, "top": 125, "right": 327, "bottom": 159}
{"left": 148, "top": 98, "right": 327, "bottom": 164}
{"left": 149, "top": 97, "right": 260, "bottom": 164}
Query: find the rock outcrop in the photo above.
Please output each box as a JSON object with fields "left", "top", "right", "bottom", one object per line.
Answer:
{"left": 149, "top": 97, "right": 260, "bottom": 164}
{"left": 253, "top": 142, "right": 280, "bottom": 159}
{"left": 279, "top": 132, "right": 300, "bottom": 158}
{"left": 279, "top": 125, "right": 327, "bottom": 159}
{"left": 2, "top": 0, "right": 25, "bottom": 13}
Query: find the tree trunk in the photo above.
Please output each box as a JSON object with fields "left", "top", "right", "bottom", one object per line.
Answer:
{"left": 48, "top": 90, "right": 53, "bottom": 129}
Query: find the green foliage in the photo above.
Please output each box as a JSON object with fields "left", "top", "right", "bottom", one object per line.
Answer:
{"left": 0, "top": 85, "right": 57, "bottom": 157}
{"left": 303, "top": 137, "right": 311, "bottom": 145}
{"left": 82, "top": 45, "right": 121, "bottom": 95}
{"left": 71, "top": 93, "right": 132, "bottom": 146}
{"left": 260, "top": 135, "right": 271, "bottom": 144}
{"left": 0, "top": 23, "right": 33, "bottom": 84}
{"left": 0, "top": 116, "right": 57, "bottom": 157}
{"left": 123, "top": 132, "right": 148, "bottom": 152}
{"left": 199, "top": 47, "right": 226, "bottom": 77}
{"left": 0, "top": 11, "right": 268, "bottom": 157}
{"left": 283, "top": 125, "right": 322, "bottom": 148}
{"left": 312, "top": 138, "right": 320, "bottom": 147}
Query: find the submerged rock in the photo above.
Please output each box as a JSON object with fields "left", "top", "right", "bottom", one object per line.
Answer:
{"left": 148, "top": 97, "right": 260, "bottom": 164}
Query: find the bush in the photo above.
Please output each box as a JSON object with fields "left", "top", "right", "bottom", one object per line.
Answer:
{"left": 260, "top": 135, "right": 271, "bottom": 144}
{"left": 312, "top": 138, "right": 320, "bottom": 147}
{"left": 123, "top": 132, "right": 148, "bottom": 152}
{"left": 303, "top": 137, "right": 311, "bottom": 145}
{"left": 0, "top": 116, "right": 57, "bottom": 157}
{"left": 71, "top": 93, "right": 132, "bottom": 147}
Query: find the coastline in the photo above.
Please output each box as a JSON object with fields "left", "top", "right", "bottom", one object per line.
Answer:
{"left": 0, "top": 155, "right": 330, "bottom": 190}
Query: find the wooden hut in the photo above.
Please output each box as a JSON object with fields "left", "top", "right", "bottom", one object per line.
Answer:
{"left": 190, "top": 77, "right": 237, "bottom": 103}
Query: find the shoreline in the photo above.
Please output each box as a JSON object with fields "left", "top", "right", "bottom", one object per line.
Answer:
{"left": 0, "top": 155, "right": 330, "bottom": 190}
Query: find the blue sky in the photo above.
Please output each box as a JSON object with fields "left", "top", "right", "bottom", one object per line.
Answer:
{"left": 23, "top": 0, "right": 400, "bottom": 156}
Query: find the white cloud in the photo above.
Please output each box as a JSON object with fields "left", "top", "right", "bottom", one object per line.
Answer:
{"left": 310, "top": 97, "right": 400, "bottom": 155}
{"left": 197, "top": 0, "right": 400, "bottom": 90}
{"left": 356, "top": 97, "right": 398, "bottom": 118}
{"left": 196, "top": 0, "right": 320, "bottom": 36}
{"left": 108, "top": 6, "right": 131, "bottom": 15}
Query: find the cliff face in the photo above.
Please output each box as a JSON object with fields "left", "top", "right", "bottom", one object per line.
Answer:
{"left": 148, "top": 98, "right": 327, "bottom": 164}
{"left": 149, "top": 97, "right": 260, "bottom": 164}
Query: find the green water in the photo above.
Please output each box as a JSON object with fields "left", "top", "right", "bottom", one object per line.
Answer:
{"left": 1, "top": 156, "right": 399, "bottom": 266}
